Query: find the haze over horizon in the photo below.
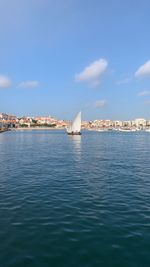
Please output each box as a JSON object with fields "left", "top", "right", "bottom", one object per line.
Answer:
{"left": 0, "top": 0, "right": 150, "bottom": 120}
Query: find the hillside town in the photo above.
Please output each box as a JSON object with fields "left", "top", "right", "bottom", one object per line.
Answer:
{"left": 1, "top": 112, "right": 150, "bottom": 132}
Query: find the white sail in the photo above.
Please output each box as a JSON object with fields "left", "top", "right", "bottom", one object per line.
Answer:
{"left": 67, "top": 112, "right": 81, "bottom": 134}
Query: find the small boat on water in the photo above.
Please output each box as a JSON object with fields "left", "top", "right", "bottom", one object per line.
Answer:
{"left": 0, "top": 129, "right": 8, "bottom": 133}
{"left": 67, "top": 111, "right": 81, "bottom": 135}
{"left": 97, "top": 129, "right": 108, "bottom": 132}
{"left": 118, "top": 128, "right": 138, "bottom": 132}
{"left": 118, "top": 128, "right": 130, "bottom": 132}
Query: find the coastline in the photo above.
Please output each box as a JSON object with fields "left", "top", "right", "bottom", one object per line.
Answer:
{"left": 10, "top": 127, "right": 65, "bottom": 131}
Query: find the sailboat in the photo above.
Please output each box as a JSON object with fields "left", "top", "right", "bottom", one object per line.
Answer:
{"left": 67, "top": 111, "right": 82, "bottom": 135}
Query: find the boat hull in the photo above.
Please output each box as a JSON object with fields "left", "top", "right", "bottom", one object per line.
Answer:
{"left": 0, "top": 128, "right": 8, "bottom": 133}
{"left": 67, "top": 132, "right": 81, "bottom": 135}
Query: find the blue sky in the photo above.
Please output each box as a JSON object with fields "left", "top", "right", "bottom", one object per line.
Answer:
{"left": 0, "top": 0, "right": 150, "bottom": 120}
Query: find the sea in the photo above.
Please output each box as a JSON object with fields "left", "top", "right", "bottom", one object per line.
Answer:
{"left": 0, "top": 130, "right": 150, "bottom": 267}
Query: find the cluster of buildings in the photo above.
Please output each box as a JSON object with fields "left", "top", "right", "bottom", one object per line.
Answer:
{"left": 0, "top": 113, "right": 17, "bottom": 130}
{"left": 89, "top": 118, "right": 150, "bottom": 130}
{"left": 1, "top": 112, "right": 150, "bottom": 131}
{"left": 17, "top": 116, "right": 67, "bottom": 128}
{"left": 0, "top": 113, "right": 67, "bottom": 129}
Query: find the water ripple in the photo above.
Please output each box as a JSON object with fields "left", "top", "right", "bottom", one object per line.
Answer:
{"left": 0, "top": 131, "right": 150, "bottom": 266}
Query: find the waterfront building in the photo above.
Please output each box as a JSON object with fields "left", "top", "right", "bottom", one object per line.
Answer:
{"left": 34, "top": 116, "right": 57, "bottom": 125}
{"left": 90, "top": 119, "right": 113, "bottom": 129}
{"left": 146, "top": 120, "right": 150, "bottom": 127}
{"left": 122, "top": 121, "right": 132, "bottom": 127}
{"left": 134, "top": 118, "right": 146, "bottom": 128}
{"left": 0, "top": 113, "right": 17, "bottom": 128}
{"left": 113, "top": 121, "right": 123, "bottom": 128}
{"left": 82, "top": 121, "right": 90, "bottom": 129}
{"left": 0, "top": 113, "right": 8, "bottom": 121}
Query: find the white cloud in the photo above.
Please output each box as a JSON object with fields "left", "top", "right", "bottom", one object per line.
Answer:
{"left": 0, "top": 75, "right": 11, "bottom": 88}
{"left": 94, "top": 100, "right": 107, "bottom": 108}
{"left": 75, "top": 58, "right": 108, "bottom": 86}
{"left": 138, "top": 90, "right": 150, "bottom": 97}
{"left": 18, "top": 80, "right": 40, "bottom": 88}
{"left": 135, "top": 60, "right": 150, "bottom": 77}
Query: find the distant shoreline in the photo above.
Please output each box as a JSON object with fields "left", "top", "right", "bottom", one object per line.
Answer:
{"left": 10, "top": 127, "right": 65, "bottom": 131}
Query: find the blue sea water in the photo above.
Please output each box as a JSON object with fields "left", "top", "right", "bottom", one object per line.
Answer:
{"left": 0, "top": 130, "right": 150, "bottom": 267}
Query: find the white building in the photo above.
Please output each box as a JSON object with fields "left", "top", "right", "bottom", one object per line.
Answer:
{"left": 146, "top": 120, "right": 150, "bottom": 126}
{"left": 121, "top": 121, "right": 132, "bottom": 127}
{"left": 113, "top": 121, "right": 123, "bottom": 127}
{"left": 134, "top": 118, "right": 146, "bottom": 128}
